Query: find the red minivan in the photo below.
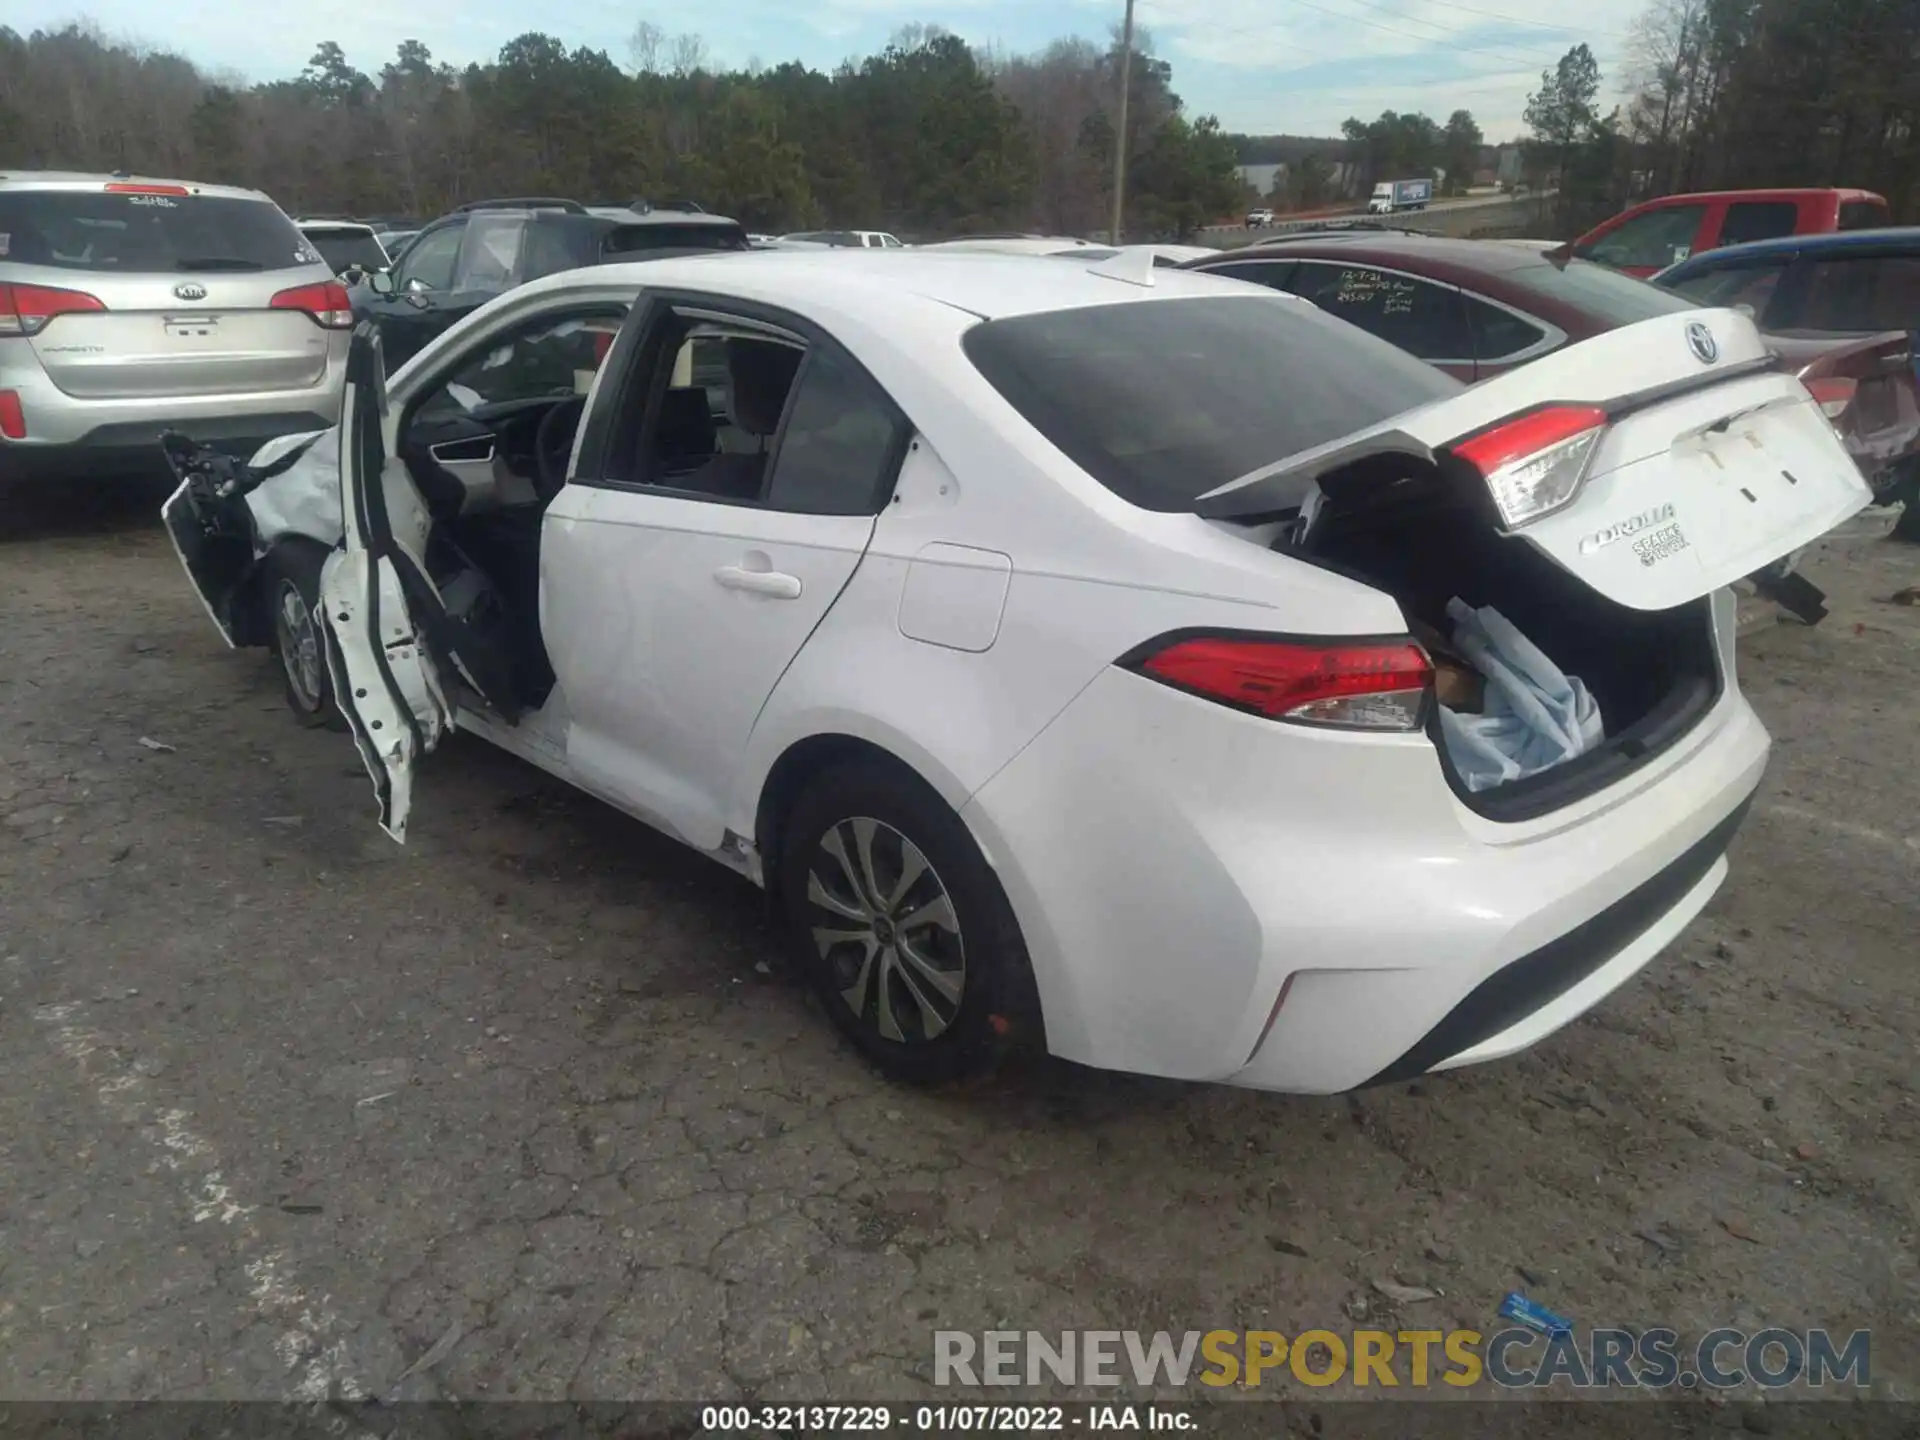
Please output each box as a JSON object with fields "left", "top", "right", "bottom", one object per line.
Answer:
{"left": 1571, "top": 188, "right": 1891, "bottom": 277}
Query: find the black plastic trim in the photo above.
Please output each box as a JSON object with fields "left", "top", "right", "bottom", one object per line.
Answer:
{"left": 1360, "top": 789, "right": 1757, "bottom": 1089}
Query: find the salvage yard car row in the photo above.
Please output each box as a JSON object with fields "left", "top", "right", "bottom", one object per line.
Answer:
{"left": 0, "top": 166, "right": 1904, "bottom": 1098}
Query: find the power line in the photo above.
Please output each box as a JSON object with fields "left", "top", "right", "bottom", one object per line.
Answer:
{"left": 1412, "top": 0, "right": 1630, "bottom": 42}
{"left": 1325, "top": 0, "right": 1585, "bottom": 63}
{"left": 1274, "top": 0, "right": 1587, "bottom": 68}
{"left": 1142, "top": 0, "right": 1612, "bottom": 74}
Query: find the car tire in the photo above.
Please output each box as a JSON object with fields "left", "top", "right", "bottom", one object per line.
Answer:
{"left": 776, "top": 759, "right": 1040, "bottom": 1085}
{"left": 264, "top": 538, "right": 346, "bottom": 731}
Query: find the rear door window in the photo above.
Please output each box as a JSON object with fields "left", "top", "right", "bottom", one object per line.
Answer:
{"left": 1581, "top": 205, "right": 1707, "bottom": 270}
{"left": 1717, "top": 201, "right": 1800, "bottom": 248}
{"left": 0, "top": 189, "right": 311, "bottom": 273}
{"left": 452, "top": 215, "right": 528, "bottom": 293}
{"left": 962, "top": 294, "right": 1458, "bottom": 512}
{"left": 1286, "top": 263, "right": 1473, "bottom": 363}
{"left": 762, "top": 346, "right": 907, "bottom": 515}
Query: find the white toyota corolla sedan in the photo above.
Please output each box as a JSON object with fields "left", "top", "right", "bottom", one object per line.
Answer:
{"left": 164, "top": 249, "right": 1868, "bottom": 1092}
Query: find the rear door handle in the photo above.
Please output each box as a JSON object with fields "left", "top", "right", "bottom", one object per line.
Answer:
{"left": 715, "top": 565, "right": 802, "bottom": 599}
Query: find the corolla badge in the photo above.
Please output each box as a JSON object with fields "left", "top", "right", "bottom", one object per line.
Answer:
{"left": 1579, "top": 502, "right": 1676, "bottom": 555}
{"left": 172, "top": 281, "right": 208, "bottom": 301}
{"left": 1685, "top": 319, "right": 1718, "bottom": 365}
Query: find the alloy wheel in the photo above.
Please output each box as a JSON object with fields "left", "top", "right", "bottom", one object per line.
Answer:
{"left": 806, "top": 816, "right": 966, "bottom": 1043}
{"left": 275, "top": 580, "right": 326, "bottom": 713}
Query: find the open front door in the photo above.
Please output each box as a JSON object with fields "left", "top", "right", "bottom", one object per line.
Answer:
{"left": 317, "top": 325, "right": 458, "bottom": 843}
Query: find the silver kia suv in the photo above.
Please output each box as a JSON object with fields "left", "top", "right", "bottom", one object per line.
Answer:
{"left": 0, "top": 172, "right": 349, "bottom": 480}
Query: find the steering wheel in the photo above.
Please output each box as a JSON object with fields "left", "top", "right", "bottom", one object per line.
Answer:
{"left": 533, "top": 394, "right": 588, "bottom": 502}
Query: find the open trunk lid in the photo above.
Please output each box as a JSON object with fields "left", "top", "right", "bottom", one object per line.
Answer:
{"left": 1199, "top": 307, "right": 1872, "bottom": 612}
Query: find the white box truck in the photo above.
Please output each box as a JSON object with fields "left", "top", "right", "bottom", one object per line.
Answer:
{"left": 1368, "top": 178, "right": 1433, "bottom": 214}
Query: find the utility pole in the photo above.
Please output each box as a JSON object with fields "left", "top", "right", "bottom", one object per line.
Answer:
{"left": 1110, "top": 0, "right": 1135, "bottom": 245}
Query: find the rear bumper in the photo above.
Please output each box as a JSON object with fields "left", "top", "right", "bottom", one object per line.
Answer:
{"left": 961, "top": 592, "right": 1770, "bottom": 1093}
{"left": 1, "top": 408, "right": 336, "bottom": 478}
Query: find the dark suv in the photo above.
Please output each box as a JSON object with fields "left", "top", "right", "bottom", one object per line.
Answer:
{"left": 356, "top": 198, "right": 748, "bottom": 368}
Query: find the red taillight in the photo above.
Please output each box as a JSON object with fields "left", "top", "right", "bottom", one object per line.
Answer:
{"left": 1448, "top": 403, "right": 1608, "bottom": 528}
{"left": 270, "top": 281, "right": 354, "bottom": 329}
{"left": 1804, "top": 376, "right": 1857, "bottom": 420}
{"left": 592, "top": 330, "right": 615, "bottom": 363}
{"left": 104, "top": 182, "right": 189, "bottom": 196}
{"left": 0, "top": 390, "right": 24, "bottom": 440}
{"left": 1129, "top": 634, "right": 1433, "bottom": 731}
{"left": 0, "top": 281, "right": 107, "bottom": 337}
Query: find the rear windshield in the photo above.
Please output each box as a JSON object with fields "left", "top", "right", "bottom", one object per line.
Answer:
{"left": 963, "top": 294, "right": 1457, "bottom": 512}
{"left": 1662, "top": 260, "right": 1788, "bottom": 317}
{"left": 604, "top": 222, "right": 749, "bottom": 257}
{"left": 303, "top": 228, "right": 388, "bottom": 274}
{"left": 0, "top": 189, "right": 312, "bottom": 273}
{"left": 1501, "top": 256, "right": 1696, "bottom": 325}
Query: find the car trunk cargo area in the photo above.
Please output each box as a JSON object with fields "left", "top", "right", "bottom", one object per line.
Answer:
{"left": 1296, "top": 471, "right": 1721, "bottom": 821}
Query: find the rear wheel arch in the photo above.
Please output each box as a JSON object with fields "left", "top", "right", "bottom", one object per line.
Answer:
{"left": 756, "top": 734, "right": 943, "bottom": 898}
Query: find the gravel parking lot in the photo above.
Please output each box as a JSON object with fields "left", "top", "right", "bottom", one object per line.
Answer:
{"left": 1, "top": 480, "right": 1915, "bottom": 1415}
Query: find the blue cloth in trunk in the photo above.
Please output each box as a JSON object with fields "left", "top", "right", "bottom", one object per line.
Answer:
{"left": 1436, "top": 598, "right": 1604, "bottom": 792}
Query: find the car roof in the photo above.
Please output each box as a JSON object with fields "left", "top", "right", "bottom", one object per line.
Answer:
{"left": 298, "top": 220, "right": 378, "bottom": 233}
{"left": 1634, "top": 187, "right": 1885, "bottom": 204}
{"left": 1660, "top": 225, "right": 1920, "bottom": 275}
{"left": 539, "top": 247, "right": 1261, "bottom": 326}
{"left": 0, "top": 169, "right": 273, "bottom": 203}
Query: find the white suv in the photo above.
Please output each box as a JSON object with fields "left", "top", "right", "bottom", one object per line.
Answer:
{"left": 0, "top": 171, "right": 349, "bottom": 480}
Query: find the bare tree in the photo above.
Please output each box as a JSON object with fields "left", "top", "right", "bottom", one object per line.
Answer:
{"left": 668, "top": 31, "right": 708, "bottom": 77}
{"left": 628, "top": 21, "right": 664, "bottom": 75}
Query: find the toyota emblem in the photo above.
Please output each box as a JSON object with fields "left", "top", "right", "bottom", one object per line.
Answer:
{"left": 1685, "top": 320, "right": 1718, "bottom": 365}
{"left": 172, "top": 281, "right": 209, "bottom": 301}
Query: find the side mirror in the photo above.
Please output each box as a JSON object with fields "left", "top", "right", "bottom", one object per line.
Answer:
{"left": 366, "top": 269, "right": 396, "bottom": 296}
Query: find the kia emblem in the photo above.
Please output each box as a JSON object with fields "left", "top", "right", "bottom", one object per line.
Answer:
{"left": 1685, "top": 320, "right": 1718, "bottom": 365}
{"left": 173, "top": 281, "right": 208, "bottom": 301}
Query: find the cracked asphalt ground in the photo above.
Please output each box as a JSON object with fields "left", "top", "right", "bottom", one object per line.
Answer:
{"left": 1, "top": 479, "right": 1916, "bottom": 1412}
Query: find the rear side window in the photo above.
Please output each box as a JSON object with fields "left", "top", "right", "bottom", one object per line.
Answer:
{"left": 604, "top": 222, "right": 749, "bottom": 256}
{"left": 1663, "top": 260, "right": 1787, "bottom": 319}
{"left": 1464, "top": 296, "right": 1549, "bottom": 361}
{"left": 1286, "top": 263, "right": 1473, "bottom": 362}
{"left": 1718, "top": 202, "right": 1799, "bottom": 247}
{"left": 303, "top": 228, "right": 387, "bottom": 274}
{"left": 0, "top": 189, "right": 311, "bottom": 273}
{"left": 963, "top": 295, "right": 1458, "bottom": 512}
{"left": 1581, "top": 205, "right": 1706, "bottom": 270}
{"left": 1791, "top": 254, "right": 1920, "bottom": 332}
{"left": 1839, "top": 200, "right": 1890, "bottom": 231}
{"left": 521, "top": 221, "right": 594, "bottom": 281}
{"left": 1503, "top": 258, "right": 1695, "bottom": 325}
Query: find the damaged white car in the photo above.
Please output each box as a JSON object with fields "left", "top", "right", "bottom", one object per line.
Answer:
{"left": 164, "top": 251, "right": 1868, "bottom": 1091}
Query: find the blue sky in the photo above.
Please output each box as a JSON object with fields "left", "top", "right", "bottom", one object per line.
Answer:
{"left": 14, "top": 0, "right": 1644, "bottom": 139}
